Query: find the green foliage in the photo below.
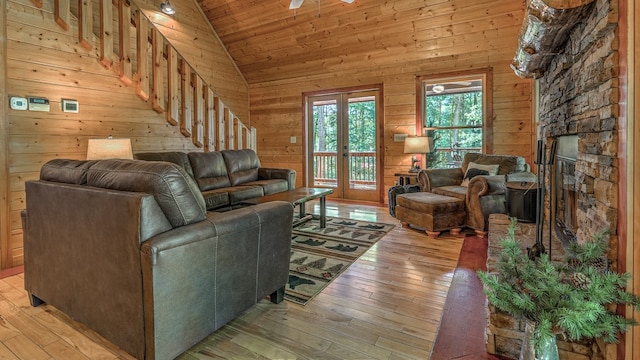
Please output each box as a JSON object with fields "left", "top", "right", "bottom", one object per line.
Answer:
{"left": 477, "top": 218, "right": 640, "bottom": 353}
{"left": 312, "top": 99, "right": 377, "bottom": 152}
{"left": 425, "top": 91, "right": 483, "bottom": 168}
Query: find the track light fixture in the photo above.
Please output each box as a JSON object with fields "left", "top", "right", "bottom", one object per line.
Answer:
{"left": 160, "top": 0, "right": 176, "bottom": 15}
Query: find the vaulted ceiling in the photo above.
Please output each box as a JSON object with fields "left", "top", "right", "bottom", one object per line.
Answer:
{"left": 196, "top": 0, "right": 526, "bottom": 84}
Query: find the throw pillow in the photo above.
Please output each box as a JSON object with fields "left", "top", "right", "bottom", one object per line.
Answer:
{"left": 461, "top": 162, "right": 499, "bottom": 187}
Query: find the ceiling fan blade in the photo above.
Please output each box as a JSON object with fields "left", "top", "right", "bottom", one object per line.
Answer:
{"left": 289, "top": 0, "right": 304, "bottom": 9}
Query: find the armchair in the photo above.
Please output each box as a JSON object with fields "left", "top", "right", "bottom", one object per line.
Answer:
{"left": 417, "top": 153, "right": 531, "bottom": 236}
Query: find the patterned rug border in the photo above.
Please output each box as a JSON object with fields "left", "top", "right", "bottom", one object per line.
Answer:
{"left": 285, "top": 216, "right": 394, "bottom": 305}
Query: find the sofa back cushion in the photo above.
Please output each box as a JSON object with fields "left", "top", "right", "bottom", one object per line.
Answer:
{"left": 133, "top": 152, "right": 194, "bottom": 178}
{"left": 86, "top": 159, "right": 206, "bottom": 228}
{"left": 40, "top": 159, "right": 97, "bottom": 184}
{"left": 462, "top": 153, "right": 527, "bottom": 175}
{"left": 188, "top": 152, "right": 232, "bottom": 190}
{"left": 222, "top": 149, "right": 260, "bottom": 186}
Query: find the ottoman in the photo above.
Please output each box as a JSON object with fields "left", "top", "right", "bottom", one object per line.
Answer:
{"left": 395, "top": 192, "right": 466, "bottom": 238}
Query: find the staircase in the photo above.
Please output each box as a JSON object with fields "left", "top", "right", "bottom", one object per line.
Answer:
{"left": 31, "top": 0, "right": 255, "bottom": 152}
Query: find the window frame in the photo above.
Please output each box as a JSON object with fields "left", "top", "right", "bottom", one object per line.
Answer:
{"left": 415, "top": 68, "right": 493, "bottom": 159}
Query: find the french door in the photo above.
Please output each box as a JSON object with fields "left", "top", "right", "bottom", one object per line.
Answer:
{"left": 306, "top": 89, "right": 381, "bottom": 202}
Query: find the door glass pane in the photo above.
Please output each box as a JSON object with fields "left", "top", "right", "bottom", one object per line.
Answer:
{"left": 312, "top": 99, "right": 337, "bottom": 188}
{"left": 347, "top": 96, "right": 376, "bottom": 190}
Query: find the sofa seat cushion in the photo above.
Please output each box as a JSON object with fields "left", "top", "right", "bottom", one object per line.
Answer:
{"left": 431, "top": 186, "right": 467, "bottom": 200}
{"left": 201, "top": 189, "right": 230, "bottom": 210}
{"left": 240, "top": 179, "right": 289, "bottom": 195}
{"left": 225, "top": 185, "right": 264, "bottom": 204}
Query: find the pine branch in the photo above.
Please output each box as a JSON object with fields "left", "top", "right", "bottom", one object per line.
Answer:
{"left": 477, "top": 218, "right": 640, "bottom": 353}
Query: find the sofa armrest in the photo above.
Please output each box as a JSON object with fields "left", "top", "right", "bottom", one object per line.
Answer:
{"left": 465, "top": 175, "right": 508, "bottom": 232}
{"left": 258, "top": 168, "right": 296, "bottom": 190}
{"left": 417, "top": 168, "right": 464, "bottom": 192}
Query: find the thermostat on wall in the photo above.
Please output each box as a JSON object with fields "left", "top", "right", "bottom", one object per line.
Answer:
{"left": 9, "top": 96, "right": 28, "bottom": 110}
{"left": 62, "top": 99, "right": 79, "bottom": 113}
{"left": 28, "top": 97, "right": 50, "bottom": 112}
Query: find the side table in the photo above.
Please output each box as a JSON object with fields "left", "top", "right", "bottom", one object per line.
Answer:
{"left": 394, "top": 171, "right": 418, "bottom": 186}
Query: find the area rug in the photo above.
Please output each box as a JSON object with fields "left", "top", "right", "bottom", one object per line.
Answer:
{"left": 285, "top": 216, "right": 394, "bottom": 305}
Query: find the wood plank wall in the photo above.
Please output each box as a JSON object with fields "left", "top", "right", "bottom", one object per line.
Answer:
{"left": 248, "top": 10, "right": 534, "bottom": 191}
{"left": 1, "top": 0, "right": 9, "bottom": 273}
{"left": 2, "top": 0, "right": 249, "bottom": 268}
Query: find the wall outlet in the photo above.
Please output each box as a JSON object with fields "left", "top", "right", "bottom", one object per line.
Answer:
{"left": 290, "top": 136, "right": 297, "bottom": 144}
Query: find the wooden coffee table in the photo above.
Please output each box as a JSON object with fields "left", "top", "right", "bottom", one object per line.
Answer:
{"left": 243, "top": 187, "right": 334, "bottom": 228}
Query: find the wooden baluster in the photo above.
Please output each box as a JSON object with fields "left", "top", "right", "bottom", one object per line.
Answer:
{"left": 117, "top": 0, "right": 132, "bottom": 85}
{"left": 233, "top": 117, "right": 239, "bottom": 149}
{"left": 214, "top": 98, "right": 225, "bottom": 150}
{"left": 180, "top": 60, "right": 192, "bottom": 137}
{"left": 99, "top": 0, "right": 113, "bottom": 69}
{"left": 225, "top": 109, "right": 234, "bottom": 150}
{"left": 135, "top": 10, "right": 150, "bottom": 101}
{"left": 78, "top": 0, "right": 93, "bottom": 51}
{"left": 54, "top": 0, "right": 71, "bottom": 31}
{"left": 249, "top": 127, "right": 257, "bottom": 151}
{"left": 166, "top": 46, "right": 179, "bottom": 126}
{"left": 151, "top": 29, "right": 165, "bottom": 113}
{"left": 204, "top": 88, "right": 216, "bottom": 152}
{"left": 192, "top": 74, "right": 204, "bottom": 147}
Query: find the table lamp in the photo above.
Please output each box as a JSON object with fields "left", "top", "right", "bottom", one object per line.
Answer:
{"left": 404, "top": 136, "right": 432, "bottom": 173}
{"left": 86, "top": 136, "right": 133, "bottom": 160}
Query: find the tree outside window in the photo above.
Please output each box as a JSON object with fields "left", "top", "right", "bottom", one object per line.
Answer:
{"left": 417, "top": 70, "right": 492, "bottom": 169}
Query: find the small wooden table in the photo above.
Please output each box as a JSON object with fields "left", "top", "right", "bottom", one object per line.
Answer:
{"left": 243, "top": 187, "right": 334, "bottom": 228}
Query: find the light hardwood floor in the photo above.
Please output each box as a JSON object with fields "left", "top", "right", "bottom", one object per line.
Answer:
{"left": 0, "top": 200, "right": 465, "bottom": 360}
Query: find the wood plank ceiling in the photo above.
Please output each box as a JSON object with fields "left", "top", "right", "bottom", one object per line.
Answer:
{"left": 196, "top": 0, "right": 526, "bottom": 84}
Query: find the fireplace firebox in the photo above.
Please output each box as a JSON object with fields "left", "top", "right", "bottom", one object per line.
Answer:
{"left": 553, "top": 135, "right": 578, "bottom": 245}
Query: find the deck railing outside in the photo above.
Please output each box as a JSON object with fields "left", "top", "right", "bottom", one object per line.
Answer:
{"left": 313, "top": 151, "right": 376, "bottom": 188}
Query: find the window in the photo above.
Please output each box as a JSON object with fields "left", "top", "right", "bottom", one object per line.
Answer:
{"left": 416, "top": 69, "right": 492, "bottom": 169}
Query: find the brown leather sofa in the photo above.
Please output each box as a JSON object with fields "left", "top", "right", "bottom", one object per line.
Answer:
{"left": 417, "top": 153, "right": 531, "bottom": 236}
{"left": 134, "top": 149, "right": 296, "bottom": 210}
{"left": 22, "top": 159, "right": 294, "bottom": 360}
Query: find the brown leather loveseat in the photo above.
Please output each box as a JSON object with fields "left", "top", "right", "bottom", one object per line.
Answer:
{"left": 417, "top": 153, "right": 531, "bottom": 236}
{"left": 134, "top": 149, "right": 296, "bottom": 210}
{"left": 22, "top": 158, "right": 294, "bottom": 360}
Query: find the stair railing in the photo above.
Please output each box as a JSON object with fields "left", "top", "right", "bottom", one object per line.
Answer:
{"left": 32, "top": 0, "right": 255, "bottom": 152}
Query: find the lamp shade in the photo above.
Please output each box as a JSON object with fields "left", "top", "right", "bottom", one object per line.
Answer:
{"left": 86, "top": 138, "right": 133, "bottom": 160}
{"left": 404, "top": 136, "right": 433, "bottom": 154}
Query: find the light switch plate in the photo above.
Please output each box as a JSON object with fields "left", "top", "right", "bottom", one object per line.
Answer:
{"left": 9, "top": 97, "right": 28, "bottom": 110}
{"left": 394, "top": 133, "right": 408, "bottom": 142}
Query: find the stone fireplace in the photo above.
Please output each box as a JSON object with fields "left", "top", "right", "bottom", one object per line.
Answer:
{"left": 485, "top": 0, "right": 620, "bottom": 358}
